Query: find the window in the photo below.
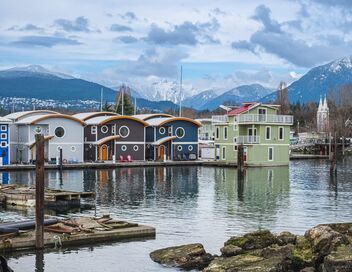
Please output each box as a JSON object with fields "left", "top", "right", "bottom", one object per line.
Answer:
{"left": 233, "top": 145, "right": 238, "bottom": 151}
{"left": 101, "top": 125, "right": 108, "bottom": 134}
{"left": 56, "top": 146, "right": 62, "bottom": 151}
{"left": 222, "top": 146, "right": 226, "bottom": 160}
{"left": 91, "top": 126, "right": 97, "bottom": 134}
{"left": 188, "top": 145, "right": 193, "bottom": 151}
{"left": 216, "top": 127, "right": 220, "bottom": 139}
{"left": 121, "top": 145, "right": 127, "bottom": 151}
{"left": 71, "top": 146, "right": 76, "bottom": 152}
{"left": 119, "top": 126, "right": 130, "bottom": 138}
{"left": 175, "top": 127, "right": 185, "bottom": 138}
{"left": 278, "top": 127, "right": 284, "bottom": 140}
{"left": 268, "top": 147, "right": 273, "bottom": 161}
{"left": 1, "top": 141, "right": 7, "bottom": 147}
{"left": 159, "top": 127, "right": 166, "bottom": 135}
{"left": 233, "top": 137, "right": 237, "bottom": 143}
{"left": 112, "top": 125, "right": 116, "bottom": 135}
{"left": 133, "top": 145, "right": 139, "bottom": 151}
{"left": 265, "top": 126, "right": 271, "bottom": 140}
{"left": 1, "top": 133, "right": 6, "bottom": 140}
{"left": 233, "top": 124, "right": 238, "bottom": 131}
{"left": 259, "top": 108, "right": 267, "bottom": 122}
{"left": 55, "top": 127, "right": 65, "bottom": 138}
{"left": 177, "top": 145, "right": 182, "bottom": 151}
{"left": 223, "top": 126, "right": 228, "bottom": 140}
{"left": 0, "top": 125, "right": 6, "bottom": 131}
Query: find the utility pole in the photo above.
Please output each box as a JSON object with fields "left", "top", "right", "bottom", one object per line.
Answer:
{"left": 100, "top": 88, "right": 103, "bottom": 112}
{"left": 122, "top": 88, "right": 124, "bottom": 115}
{"left": 35, "top": 134, "right": 45, "bottom": 249}
{"left": 134, "top": 97, "right": 137, "bottom": 115}
{"left": 179, "top": 65, "right": 183, "bottom": 117}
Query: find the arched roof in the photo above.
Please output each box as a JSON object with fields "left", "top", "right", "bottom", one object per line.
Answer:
{"left": 133, "top": 113, "right": 173, "bottom": 121}
{"left": 28, "top": 114, "right": 86, "bottom": 125}
{"left": 5, "top": 110, "right": 59, "bottom": 121}
{"left": 73, "top": 111, "right": 119, "bottom": 121}
{"left": 99, "top": 116, "right": 149, "bottom": 126}
{"left": 147, "top": 117, "right": 202, "bottom": 127}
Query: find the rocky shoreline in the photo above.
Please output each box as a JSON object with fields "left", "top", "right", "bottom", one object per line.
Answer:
{"left": 150, "top": 223, "right": 352, "bottom": 271}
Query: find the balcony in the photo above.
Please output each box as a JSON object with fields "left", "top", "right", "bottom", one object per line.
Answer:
{"left": 212, "top": 115, "right": 229, "bottom": 124}
{"left": 237, "top": 135, "right": 260, "bottom": 144}
{"left": 236, "top": 114, "right": 293, "bottom": 125}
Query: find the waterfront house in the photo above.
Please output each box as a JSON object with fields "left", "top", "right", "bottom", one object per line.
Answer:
{"left": 212, "top": 102, "right": 293, "bottom": 166}
{"left": 75, "top": 113, "right": 148, "bottom": 161}
{"left": 0, "top": 117, "right": 12, "bottom": 165}
{"left": 134, "top": 115, "right": 201, "bottom": 161}
{"left": 195, "top": 118, "right": 215, "bottom": 160}
{"left": 6, "top": 110, "right": 85, "bottom": 163}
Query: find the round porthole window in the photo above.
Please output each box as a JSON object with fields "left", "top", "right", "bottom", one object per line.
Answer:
{"left": 175, "top": 127, "right": 185, "bottom": 139}
{"left": 121, "top": 145, "right": 127, "bottom": 151}
{"left": 101, "top": 125, "right": 108, "bottom": 134}
{"left": 159, "top": 127, "right": 166, "bottom": 135}
{"left": 55, "top": 127, "right": 65, "bottom": 138}
{"left": 71, "top": 146, "right": 76, "bottom": 152}
{"left": 133, "top": 145, "right": 139, "bottom": 151}
{"left": 35, "top": 126, "right": 42, "bottom": 134}
{"left": 177, "top": 145, "right": 183, "bottom": 151}
{"left": 56, "top": 146, "right": 62, "bottom": 151}
{"left": 188, "top": 145, "right": 193, "bottom": 151}
{"left": 119, "top": 126, "right": 130, "bottom": 138}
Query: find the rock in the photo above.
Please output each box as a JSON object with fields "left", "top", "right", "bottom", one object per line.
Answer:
{"left": 261, "top": 244, "right": 294, "bottom": 259}
{"left": 204, "top": 254, "right": 292, "bottom": 272}
{"left": 299, "top": 267, "right": 315, "bottom": 272}
{"left": 224, "top": 230, "right": 279, "bottom": 250}
{"left": 322, "top": 244, "right": 352, "bottom": 272}
{"left": 277, "top": 231, "right": 297, "bottom": 245}
{"left": 150, "top": 243, "right": 213, "bottom": 270}
{"left": 305, "top": 225, "right": 349, "bottom": 257}
{"left": 220, "top": 245, "right": 242, "bottom": 257}
{"left": 291, "top": 237, "right": 314, "bottom": 269}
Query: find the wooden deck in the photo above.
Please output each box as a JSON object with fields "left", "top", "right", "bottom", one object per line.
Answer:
{"left": 0, "top": 185, "right": 95, "bottom": 208}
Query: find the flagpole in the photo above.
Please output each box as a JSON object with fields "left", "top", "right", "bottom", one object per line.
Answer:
{"left": 100, "top": 88, "right": 103, "bottom": 111}
{"left": 179, "top": 65, "right": 183, "bottom": 117}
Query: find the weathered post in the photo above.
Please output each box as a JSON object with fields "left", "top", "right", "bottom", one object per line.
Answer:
{"left": 35, "top": 134, "right": 45, "bottom": 249}
{"left": 59, "top": 148, "right": 63, "bottom": 172}
{"left": 342, "top": 136, "right": 345, "bottom": 157}
{"left": 328, "top": 132, "right": 332, "bottom": 160}
{"left": 237, "top": 144, "right": 245, "bottom": 176}
{"left": 330, "top": 133, "right": 337, "bottom": 176}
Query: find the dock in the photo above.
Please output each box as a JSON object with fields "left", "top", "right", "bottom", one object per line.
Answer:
{"left": 0, "top": 185, "right": 94, "bottom": 208}
{"left": 0, "top": 215, "right": 155, "bottom": 252}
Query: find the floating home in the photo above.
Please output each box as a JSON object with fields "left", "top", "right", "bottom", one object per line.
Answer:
{"left": 0, "top": 117, "right": 11, "bottom": 165}
{"left": 212, "top": 103, "right": 293, "bottom": 166}
{"left": 6, "top": 110, "right": 85, "bottom": 163}
{"left": 133, "top": 115, "right": 202, "bottom": 161}
{"left": 74, "top": 112, "right": 148, "bottom": 161}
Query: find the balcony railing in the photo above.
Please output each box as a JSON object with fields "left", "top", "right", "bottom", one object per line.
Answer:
{"left": 212, "top": 115, "right": 229, "bottom": 124}
{"left": 237, "top": 135, "right": 260, "bottom": 144}
{"left": 236, "top": 114, "right": 293, "bottom": 124}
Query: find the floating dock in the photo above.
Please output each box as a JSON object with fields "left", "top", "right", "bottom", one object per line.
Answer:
{"left": 0, "top": 215, "right": 155, "bottom": 252}
{"left": 0, "top": 185, "right": 95, "bottom": 208}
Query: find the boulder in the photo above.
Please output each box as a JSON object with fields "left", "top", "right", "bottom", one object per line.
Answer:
{"left": 150, "top": 243, "right": 213, "bottom": 270}
{"left": 204, "top": 254, "right": 292, "bottom": 272}
{"left": 224, "top": 230, "right": 279, "bottom": 250}
{"left": 277, "top": 231, "right": 297, "bottom": 245}
{"left": 220, "top": 245, "right": 242, "bottom": 257}
{"left": 305, "top": 225, "right": 349, "bottom": 257}
{"left": 291, "top": 237, "right": 314, "bottom": 269}
{"left": 299, "top": 267, "right": 315, "bottom": 272}
{"left": 261, "top": 244, "right": 294, "bottom": 259}
{"left": 322, "top": 245, "right": 352, "bottom": 272}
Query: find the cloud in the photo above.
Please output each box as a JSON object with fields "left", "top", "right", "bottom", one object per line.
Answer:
{"left": 231, "top": 40, "right": 257, "bottom": 54}
{"left": 119, "top": 11, "right": 138, "bottom": 22}
{"left": 11, "top": 36, "right": 82, "bottom": 47}
{"left": 251, "top": 5, "right": 282, "bottom": 33}
{"left": 114, "top": 35, "right": 138, "bottom": 44}
{"left": 211, "top": 8, "right": 227, "bottom": 16}
{"left": 8, "top": 24, "right": 44, "bottom": 32}
{"left": 145, "top": 19, "right": 220, "bottom": 46}
{"left": 54, "top": 16, "right": 93, "bottom": 32}
{"left": 310, "top": 0, "right": 352, "bottom": 7}
{"left": 110, "top": 24, "right": 132, "bottom": 32}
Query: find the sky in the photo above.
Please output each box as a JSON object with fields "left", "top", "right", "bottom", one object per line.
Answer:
{"left": 0, "top": 0, "right": 351, "bottom": 93}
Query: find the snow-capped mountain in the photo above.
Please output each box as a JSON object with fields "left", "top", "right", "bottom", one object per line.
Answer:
{"left": 182, "top": 89, "right": 220, "bottom": 110}
{"left": 263, "top": 55, "right": 352, "bottom": 103}
{"left": 187, "top": 84, "right": 273, "bottom": 110}
{"left": 0, "top": 65, "right": 74, "bottom": 79}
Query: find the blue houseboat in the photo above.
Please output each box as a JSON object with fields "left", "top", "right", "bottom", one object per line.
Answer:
{"left": 0, "top": 117, "right": 11, "bottom": 165}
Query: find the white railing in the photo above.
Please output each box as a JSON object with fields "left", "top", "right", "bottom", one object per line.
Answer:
{"left": 212, "top": 115, "right": 229, "bottom": 124}
{"left": 237, "top": 135, "right": 260, "bottom": 144}
{"left": 237, "top": 114, "right": 293, "bottom": 124}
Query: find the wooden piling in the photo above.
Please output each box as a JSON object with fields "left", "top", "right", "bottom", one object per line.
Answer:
{"left": 237, "top": 144, "right": 245, "bottom": 176}
{"left": 330, "top": 133, "right": 337, "bottom": 176}
{"left": 35, "top": 134, "right": 45, "bottom": 249}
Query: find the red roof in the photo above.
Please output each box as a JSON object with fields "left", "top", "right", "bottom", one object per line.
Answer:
{"left": 228, "top": 103, "right": 254, "bottom": 116}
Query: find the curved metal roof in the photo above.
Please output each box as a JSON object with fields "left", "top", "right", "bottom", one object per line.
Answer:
{"left": 73, "top": 111, "right": 119, "bottom": 121}
{"left": 146, "top": 117, "right": 202, "bottom": 127}
{"left": 5, "top": 110, "right": 59, "bottom": 121}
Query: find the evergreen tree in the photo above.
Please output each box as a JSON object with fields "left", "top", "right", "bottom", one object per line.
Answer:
{"left": 115, "top": 85, "right": 134, "bottom": 115}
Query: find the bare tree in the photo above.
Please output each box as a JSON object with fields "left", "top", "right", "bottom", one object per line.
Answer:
{"left": 276, "top": 81, "right": 290, "bottom": 115}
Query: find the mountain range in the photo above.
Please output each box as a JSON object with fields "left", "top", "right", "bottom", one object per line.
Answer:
{"left": 0, "top": 55, "right": 352, "bottom": 111}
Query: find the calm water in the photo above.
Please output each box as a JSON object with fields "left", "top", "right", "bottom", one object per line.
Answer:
{"left": 1, "top": 158, "right": 352, "bottom": 271}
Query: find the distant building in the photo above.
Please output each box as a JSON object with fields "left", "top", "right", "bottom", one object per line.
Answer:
{"left": 195, "top": 118, "right": 214, "bottom": 142}
{"left": 317, "top": 96, "right": 329, "bottom": 133}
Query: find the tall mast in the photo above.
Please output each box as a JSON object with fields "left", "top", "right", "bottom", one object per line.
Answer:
{"left": 121, "top": 87, "right": 124, "bottom": 115}
{"left": 100, "top": 88, "right": 103, "bottom": 111}
{"left": 134, "top": 97, "right": 137, "bottom": 115}
{"left": 179, "top": 65, "right": 183, "bottom": 117}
